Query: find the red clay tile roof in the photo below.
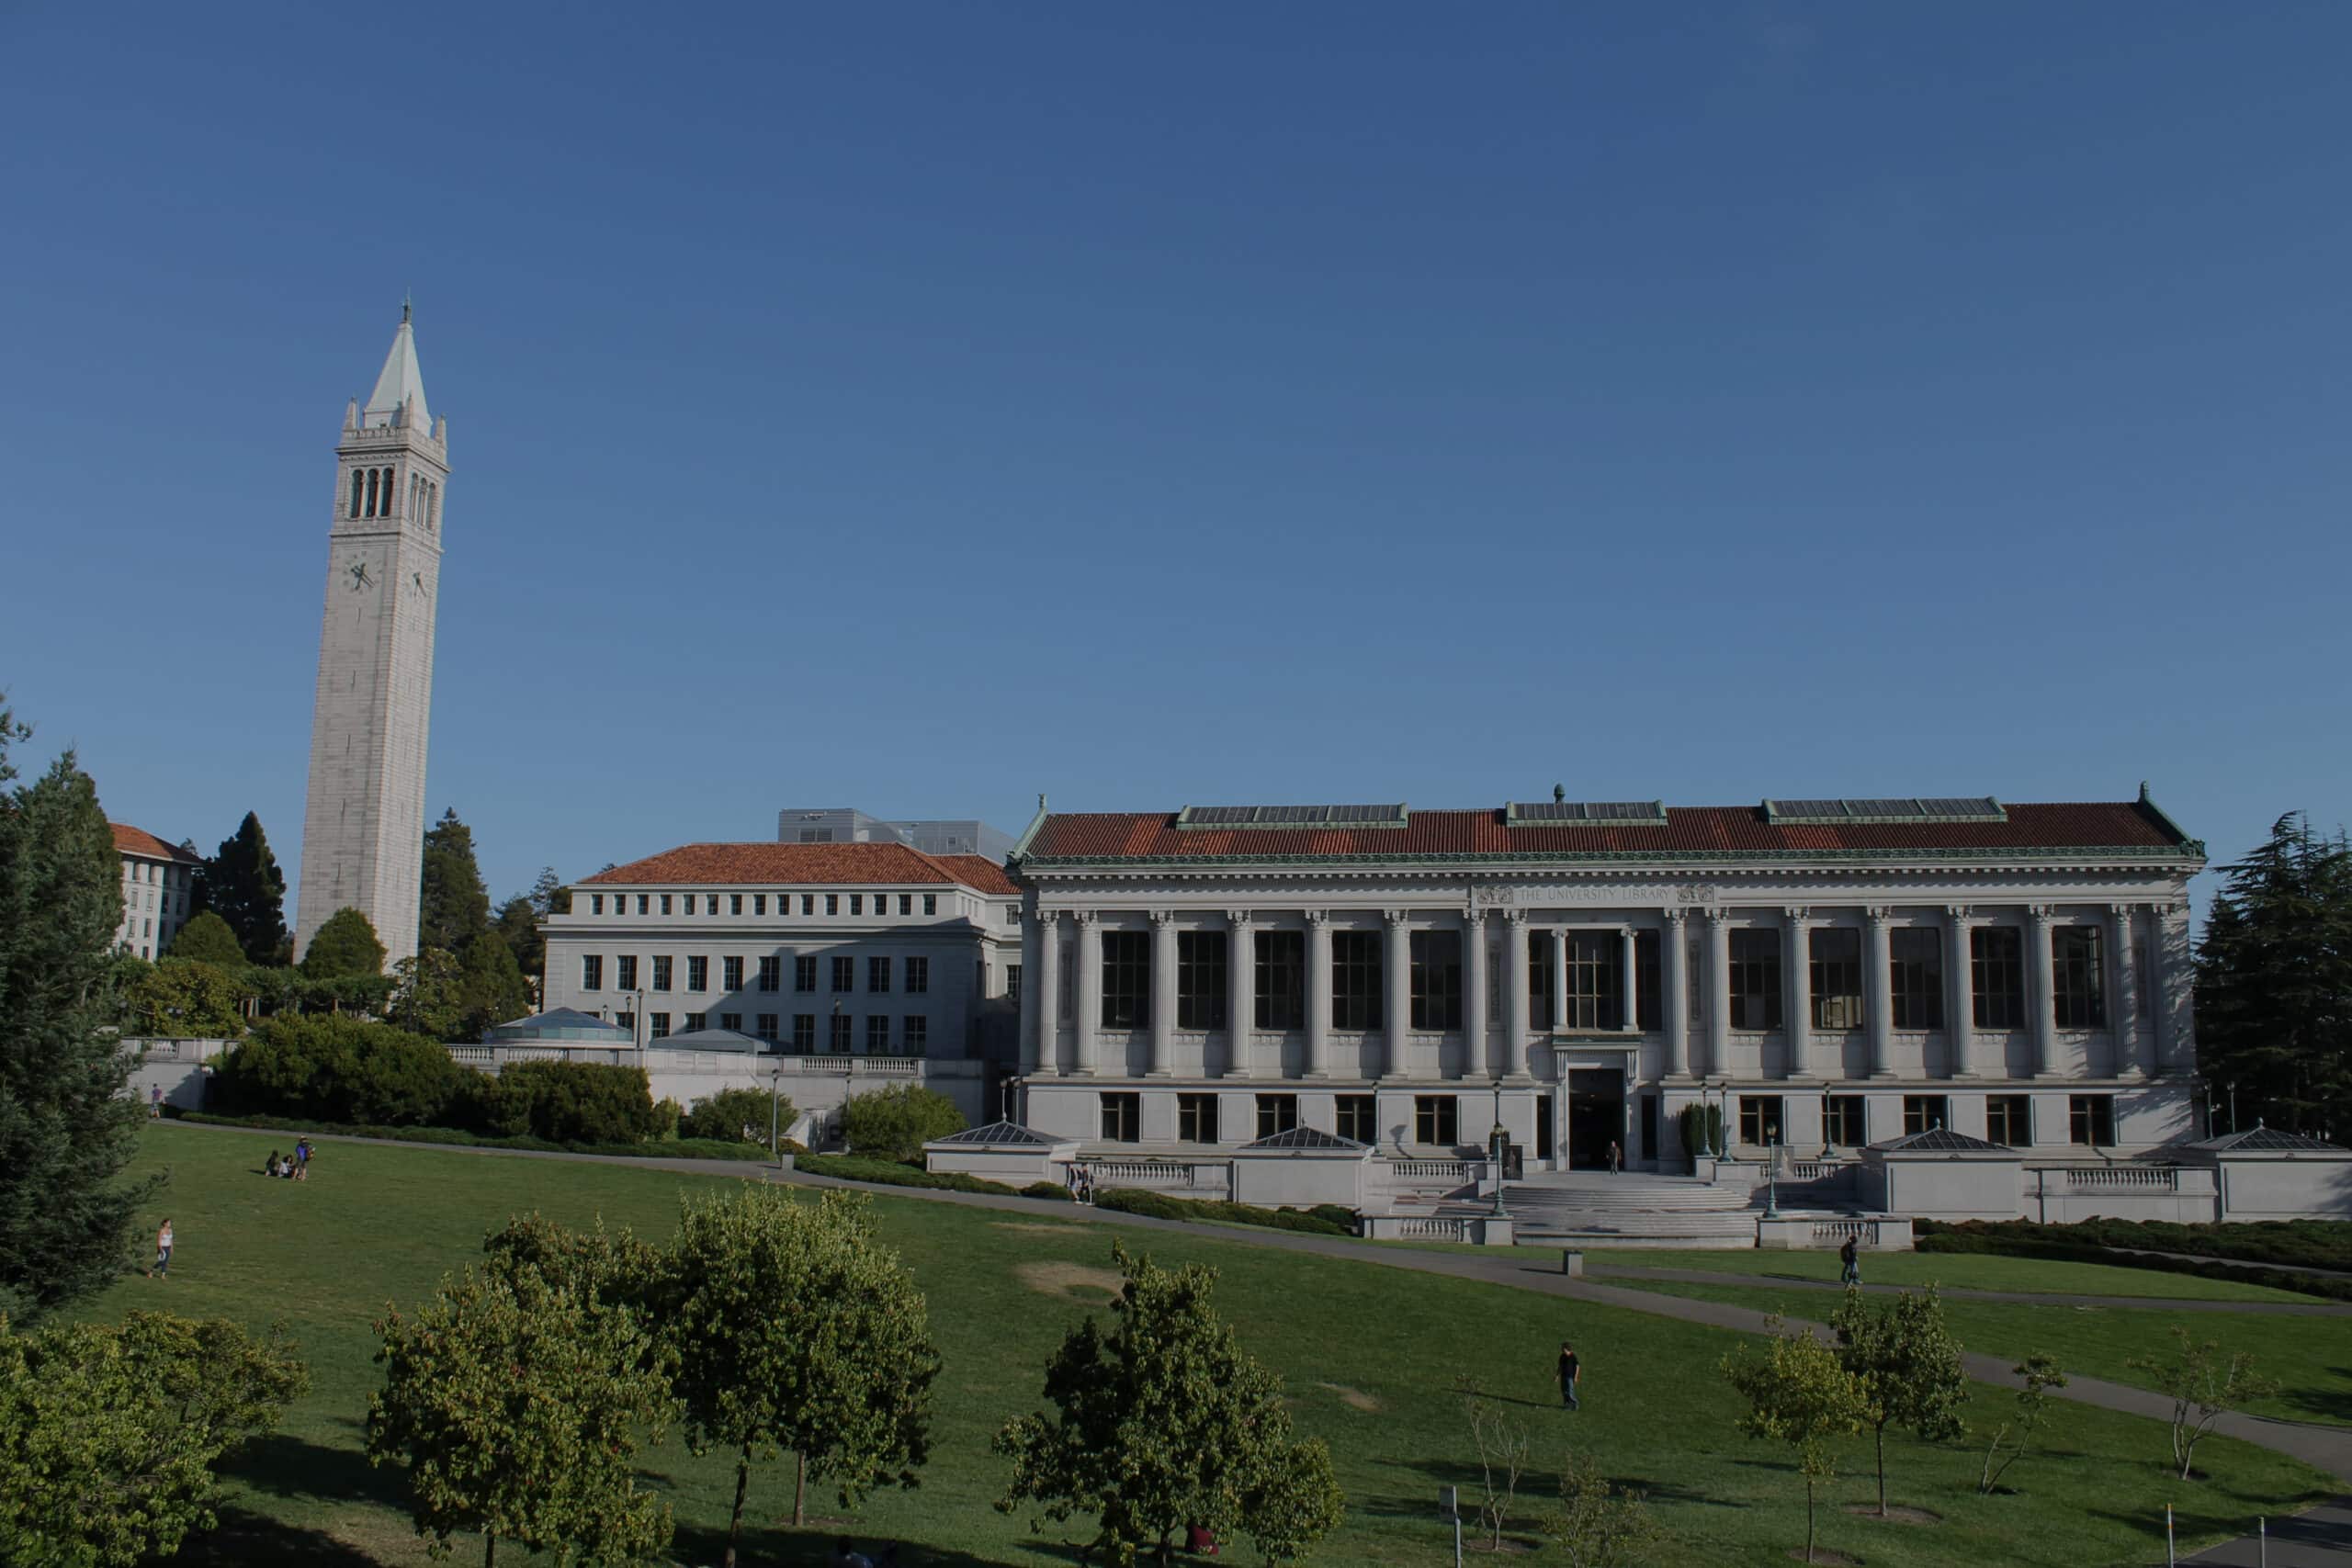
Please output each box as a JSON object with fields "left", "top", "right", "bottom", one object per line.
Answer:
{"left": 1021, "top": 803, "right": 2194, "bottom": 862}
{"left": 110, "top": 823, "right": 201, "bottom": 863}
{"left": 582, "top": 840, "right": 1016, "bottom": 892}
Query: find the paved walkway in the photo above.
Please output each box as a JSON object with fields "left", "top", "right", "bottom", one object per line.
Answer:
{"left": 1587, "top": 1263, "right": 2352, "bottom": 1316}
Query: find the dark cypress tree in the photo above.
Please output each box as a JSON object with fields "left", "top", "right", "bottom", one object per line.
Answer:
{"left": 2194, "top": 812, "right": 2352, "bottom": 1136}
{"left": 0, "top": 701, "right": 163, "bottom": 1321}
{"left": 193, "top": 811, "right": 288, "bottom": 964}
{"left": 418, "top": 807, "right": 491, "bottom": 957}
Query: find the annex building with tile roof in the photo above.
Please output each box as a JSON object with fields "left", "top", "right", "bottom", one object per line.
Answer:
{"left": 111, "top": 822, "right": 202, "bottom": 960}
{"left": 1007, "top": 789, "right": 2210, "bottom": 1176}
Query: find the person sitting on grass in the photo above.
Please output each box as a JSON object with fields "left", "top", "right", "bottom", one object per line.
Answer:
{"left": 266, "top": 1150, "right": 282, "bottom": 1179}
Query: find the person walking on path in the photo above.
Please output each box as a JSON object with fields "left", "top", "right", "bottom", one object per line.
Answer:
{"left": 1557, "top": 1341, "right": 1580, "bottom": 1410}
{"left": 1838, "top": 1234, "right": 1861, "bottom": 1286}
{"left": 1606, "top": 1140, "right": 1622, "bottom": 1175}
{"left": 153, "top": 1218, "right": 173, "bottom": 1279}
{"left": 150, "top": 1084, "right": 163, "bottom": 1120}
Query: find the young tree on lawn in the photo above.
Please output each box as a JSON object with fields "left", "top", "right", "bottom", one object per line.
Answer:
{"left": 192, "top": 811, "right": 288, "bottom": 963}
{"left": 481, "top": 1212, "right": 662, "bottom": 1315}
{"left": 1831, "top": 1284, "right": 1969, "bottom": 1516}
{"left": 1979, "top": 1353, "right": 2068, "bottom": 1495}
{"left": 996, "top": 1243, "right": 1345, "bottom": 1564}
{"left": 1456, "top": 1374, "right": 1532, "bottom": 1551}
{"left": 418, "top": 807, "right": 492, "bottom": 958}
{"left": 2128, "top": 1325, "right": 2282, "bottom": 1480}
{"left": 2195, "top": 811, "right": 2352, "bottom": 1135}
{"left": 0, "top": 1310, "right": 309, "bottom": 1568}
{"left": 163, "top": 908, "right": 245, "bottom": 967}
{"left": 1544, "top": 1451, "right": 1659, "bottom": 1568}
{"left": 1722, "top": 1324, "right": 1876, "bottom": 1565}
{"left": 660, "top": 1188, "right": 938, "bottom": 1566}
{"left": 0, "top": 708, "right": 161, "bottom": 1323}
{"left": 367, "top": 1256, "right": 675, "bottom": 1568}
{"left": 301, "top": 906, "right": 388, "bottom": 980}
{"left": 840, "top": 1082, "right": 967, "bottom": 1161}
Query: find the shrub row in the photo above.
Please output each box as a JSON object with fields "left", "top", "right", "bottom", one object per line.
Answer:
{"left": 174, "top": 1110, "right": 756, "bottom": 1163}
{"left": 1092, "top": 1188, "right": 1357, "bottom": 1236}
{"left": 1914, "top": 1220, "right": 2352, "bottom": 1303}
{"left": 794, "top": 1153, "right": 1020, "bottom": 1195}
{"left": 1938, "top": 1215, "right": 2352, "bottom": 1273}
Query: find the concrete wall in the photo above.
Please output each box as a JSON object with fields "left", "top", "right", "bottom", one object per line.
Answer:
{"left": 1230, "top": 1155, "right": 1368, "bottom": 1209}
{"left": 1865, "top": 1156, "right": 2024, "bottom": 1220}
{"left": 2216, "top": 1158, "right": 2352, "bottom": 1220}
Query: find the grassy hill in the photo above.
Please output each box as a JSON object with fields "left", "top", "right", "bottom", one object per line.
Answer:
{"left": 74, "top": 1124, "right": 2335, "bottom": 1566}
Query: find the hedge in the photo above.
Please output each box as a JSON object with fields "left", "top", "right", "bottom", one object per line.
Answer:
{"left": 1091, "top": 1188, "right": 1356, "bottom": 1236}
{"left": 1932, "top": 1215, "right": 2352, "bottom": 1274}
{"left": 1914, "top": 1220, "right": 2352, "bottom": 1303}
{"left": 793, "top": 1153, "right": 1020, "bottom": 1195}
{"left": 173, "top": 1110, "right": 760, "bottom": 1162}
{"left": 1022, "top": 1181, "right": 1075, "bottom": 1201}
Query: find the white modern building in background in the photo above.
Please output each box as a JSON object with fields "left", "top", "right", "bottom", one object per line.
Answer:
{"left": 294, "top": 305, "right": 447, "bottom": 966}
{"left": 111, "top": 824, "right": 201, "bottom": 960}
{"left": 777, "top": 807, "right": 1016, "bottom": 863}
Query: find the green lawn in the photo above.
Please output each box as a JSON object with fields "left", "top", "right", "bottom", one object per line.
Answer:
{"left": 73, "top": 1125, "right": 2337, "bottom": 1567}
{"left": 1605, "top": 1277, "right": 2352, "bottom": 1428}
{"left": 1579, "top": 1247, "right": 2318, "bottom": 1303}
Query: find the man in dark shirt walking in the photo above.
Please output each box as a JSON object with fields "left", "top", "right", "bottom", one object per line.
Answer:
{"left": 1557, "top": 1341, "right": 1580, "bottom": 1410}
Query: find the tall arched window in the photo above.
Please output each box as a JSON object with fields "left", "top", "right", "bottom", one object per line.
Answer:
{"left": 426, "top": 480, "right": 438, "bottom": 533}
{"left": 365, "top": 469, "right": 379, "bottom": 518}
{"left": 350, "top": 469, "right": 365, "bottom": 518}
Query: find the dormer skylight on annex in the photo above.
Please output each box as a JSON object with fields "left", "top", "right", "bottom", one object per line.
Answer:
{"left": 1174, "top": 804, "right": 1409, "bottom": 829}
{"left": 1761, "top": 797, "right": 2007, "bottom": 826}
{"left": 1503, "top": 800, "right": 1668, "bottom": 828}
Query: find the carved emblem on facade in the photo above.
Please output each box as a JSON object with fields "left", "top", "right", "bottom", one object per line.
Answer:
{"left": 1473, "top": 886, "right": 1517, "bottom": 907}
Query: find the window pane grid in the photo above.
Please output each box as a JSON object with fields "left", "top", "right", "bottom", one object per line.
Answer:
{"left": 1889, "top": 928, "right": 1944, "bottom": 1030}
{"left": 1808, "top": 928, "right": 1862, "bottom": 1031}
{"left": 1409, "top": 931, "right": 1462, "bottom": 1030}
{"left": 1177, "top": 931, "right": 1227, "bottom": 1030}
{"left": 1330, "top": 931, "right": 1382, "bottom": 1031}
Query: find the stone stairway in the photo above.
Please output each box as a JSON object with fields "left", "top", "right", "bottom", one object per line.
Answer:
{"left": 1501, "top": 1171, "right": 1762, "bottom": 1248}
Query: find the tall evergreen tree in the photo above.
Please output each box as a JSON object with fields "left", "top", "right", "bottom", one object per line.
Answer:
{"left": 419, "top": 808, "right": 492, "bottom": 957}
{"left": 192, "top": 812, "right": 288, "bottom": 964}
{"left": 2195, "top": 812, "right": 2352, "bottom": 1136}
{"left": 0, "top": 700, "right": 162, "bottom": 1322}
{"left": 302, "top": 907, "right": 389, "bottom": 980}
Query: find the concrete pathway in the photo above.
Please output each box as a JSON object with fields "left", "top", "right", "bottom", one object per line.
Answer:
{"left": 1586, "top": 1263, "right": 2352, "bottom": 1316}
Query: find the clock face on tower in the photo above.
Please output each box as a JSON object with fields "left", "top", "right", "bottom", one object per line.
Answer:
{"left": 348, "top": 560, "right": 374, "bottom": 592}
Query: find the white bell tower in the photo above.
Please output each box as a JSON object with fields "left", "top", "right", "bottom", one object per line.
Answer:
{"left": 293, "top": 303, "right": 447, "bottom": 965}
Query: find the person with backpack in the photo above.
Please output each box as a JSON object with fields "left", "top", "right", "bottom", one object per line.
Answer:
{"left": 1838, "top": 1233, "right": 1861, "bottom": 1286}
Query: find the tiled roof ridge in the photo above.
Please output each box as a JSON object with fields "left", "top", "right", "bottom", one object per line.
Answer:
{"left": 581, "top": 839, "right": 1016, "bottom": 894}
{"left": 110, "top": 822, "right": 202, "bottom": 863}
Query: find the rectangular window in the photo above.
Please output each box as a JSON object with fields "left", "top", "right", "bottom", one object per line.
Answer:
{"left": 1738, "top": 1095, "right": 1784, "bottom": 1147}
{"left": 1335, "top": 1094, "right": 1376, "bottom": 1145}
{"left": 1330, "top": 930, "right": 1383, "bottom": 1031}
{"left": 866, "top": 1014, "right": 890, "bottom": 1052}
{"left": 902, "top": 1014, "right": 927, "bottom": 1051}
{"left": 581, "top": 954, "right": 603, "bottom": 990}
{"left": 1635, "top": 929, "right": 1662, "bottom": 1031}
{"left": 1101, "top": 1092, "right": 1141, "bottom": 1142}
{"left": 2053, "top": 927, "right": 2106, "bottom": 1029}
{"left": 637, "top": 895, "right": 650, "bottom": 915}
{"left": 899, "top": 895, "right": 913, "bottom": 916}
{"left": 616, "top": 1010, "right": 635, "bottom": 1034}
{"left": 660, "top": 895, "right": 673, "bottom": 915}
{"left": 684, "top": 1011, "right": 707, "bottom": 1032}
{"left": 1007, "top": 964, "right": 1023, "bottom": 1003}
{"left": 831, "top": 956, "right": 854, "bottom": 992}
{"left": 794, "top": 955, "right": 816, "bottom": 993}
{"left": 650, "top": 1012, "right": 672, "bottom": 1039}
{"left": 1177, "top": 931, "right": 1227, "bottom": 1030}
{"left": 705, "top": 896, "right": 718, "bottom": 915}
{"left": 754, "top": 895, "right": 767, "bottom": 915}
{"left": 1563, "top": 931, "right": 1622, "bottom": 1030}
{"left": 1178, "top": 1093, "right": 1219, "bottom": 1144}
{"left": 826, "top": 895, "right": 840, "bottom": 916}
{"left": 2069, "top": 1094, "right": 2116, "bottom": 1147}
{"left": 1254, "top": 1093, "right": 1299, "bottom": 1140}
{"left": 923, "top": 894, "right": 937, "bottom": 916}
{"left": 722, "top": 955, "right": 743, "bottom": 990}
{"left": 1101, "top": 931, "right": 1150, "bottom": 1029}
{"left": 1986, "top": 1094, "right": 2031, "bottom": 1147}
{"left": 1413, "top": 1095, "right": 1459, "bottom": 1146}
{"left": 652, "top": 955, "right": 673, "bottom": 991}
{"left": 850, "top": 895, "right": 863, "bottom": 916}
{"left": 906, "top": 956, "right": 929, "bottom": 994}
{"left": 1824, "top": 1095, "right": 1867, "bottom": 1146}
{"left": 802, "top": 895, "right": 815, "bottom": 916}
{"left": 591, "top": 894, "right": 605, "bottom": 915}
{"left": 829, "top": 1013, "right": 852, "bottom": 1052}
{"left": 868, "top": 956, "right": 891, "bottom": 993}
{"left": 758, "top": 956, "right": 781, "bottom": 992}
{"left": 730, "top": 894, "right": 743, "bottom": 915}
{"left": 1254, "top": 930, "right": 1306, "bottom": 1030}
{"left": 1890, "top": 928, "right": 1944, "bottom": 1030}
{"left": 1409, "top": 931, "right": 1463, "bottom": 1030}
{"left": 1728, "top": 930, "right": 1782, "bottom": 1031}
{"left": 1973, "top": 927, "right": 2025, "bottom": 1030}
{"left": 1809, "top": 928, "right": 1863, "bottom": 1031}
{"left": 756, "top": 1013, "right": 778, "bottom": 1041}
{"left": 1902, "top": 1095, "right": 1950, "bottom": 1135}
{"left": 617, "top": 954, "right": 638, "bottom": 990}
{"left": 686, "top": 955, "right": 708, "bottom": 991}
{"left": 792, "top": 1014, "right": 816, "bottom": 1051}
{"left": 1530, "top": 944, "right": 1555, "bottom": 1032}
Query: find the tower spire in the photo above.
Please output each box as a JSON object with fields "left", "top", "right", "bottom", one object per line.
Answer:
{"left": 363, "top": 307, "right": 430, "bottom": 432}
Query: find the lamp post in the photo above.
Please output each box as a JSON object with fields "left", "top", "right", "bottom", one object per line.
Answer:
{"left": 2226, "top": 1080, "right": 2238, "bottom": 1135}
{"left": 769, "top": 1062, "right": 786, "bottom": 1168}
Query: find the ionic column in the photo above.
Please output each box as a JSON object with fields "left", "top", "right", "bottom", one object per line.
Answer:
{"left": 1865, "top": 906, "right": 1895, "bottom": 1079}
{"left": 1035, "top": 910, "right": 1062, "bottom": 1076}
{"left": 2109, "top": 903, "right": 2142, "bottom": 1078}
{"left": 2027, "top": 905, "right": 2059, "bottom": 1078}
{"left": 1944, "top": 905, "right": 1975, "bottom": 1078}
{"left": 1662, "top": 908, "right": 1690, "bottom": 1078}
{"left": 1503, "top": 910, "right": 1530, "bottom": 1079}
{"left": 1226, "top": 910, "right": 1255, "bottom": 1078}
{"left": 1462, "top": 908, "right": 1490, "bottom": 1079}
{"left": 1618, "top": 924, "right": 1639, "bottom": 1033}
{"left": 1148, "top": 910, "right": 1178, "bottom": 1077}
{"left": 1016, "top": 908, "right": 1042, "bottom": 1073}
{"left": 1550, "top": 927, "right": 1567, "bottom": 1032}
{"left": 1783, "top": 907, "right": 1812, "bottom": 1077}
{"left": 1381, "top": 908, "right": 1412, "bottom": 1080}
{"left": 1072, "top": 910, "right": 1101, "bottom": 1076}
{"left": 1704, "top": 909, "right": 1731, "bottom": 1078}
{"left": 1305, "top": 910, "right": 1331, "bottom": 1078}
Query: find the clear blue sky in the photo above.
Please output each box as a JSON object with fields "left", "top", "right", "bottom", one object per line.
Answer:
{"left": 4, "top": 4, "right": 2346, "bottom": 919}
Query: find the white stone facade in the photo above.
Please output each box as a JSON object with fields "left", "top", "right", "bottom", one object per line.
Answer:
{"left": 294, "top": 309, "right": 446, "bottom": 966}
{"left": 110, "top": 824, "right": 200, "bottom": 960}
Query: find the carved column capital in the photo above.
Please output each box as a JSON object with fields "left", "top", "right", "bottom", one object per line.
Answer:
{"left": 1149, "top": 909, "right": 1175, "bottom": 928}
{"left": 2026, "top": 903, "right": 2057, "bottom": 923}
{"left": 1227, "top": 908, "right": 1253, "bottom": 931}
{"left": 1865, "top": 905, "right": 1893, "bottom": 924}
{"left": 1663, "top": 906, "right": 1687, "bottom": 929}
{"left": 1944, "top": 904, "right": 1973, "bottom": 923}
{"left": 1782, "top": 905, "right": 1810, "bottom": 923}
{"left": 1384, "top": 908, "right": 1410, "bottom": 928}
{"left": 1073, "top": 909, "right": 1099, "bottom": 929}
{"left": 1305, "top": 908, "right": 1329, "bottom": 928}
{"left": 1503, "top": 908, "right": 1526, "bottom": 928}
{"left": 2108, "top": 902, "right": 2137, "bottom": 920}
{"left": 1704, "top": 907, "right": 1730, "bottom": 927}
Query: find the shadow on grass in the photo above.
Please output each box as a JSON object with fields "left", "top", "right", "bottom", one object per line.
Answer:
{"left": 166, "top": 1505, "right": 381, "bottom": 1568}
{"left": 224, "top": 1422, "right": 412, "bottom": 1514}
{"left": 672, "top": 1518, "right": 1088, "bottom": 1566}
{"left": 2282, "top": 1368, "right": 2352, "bottom": 1424}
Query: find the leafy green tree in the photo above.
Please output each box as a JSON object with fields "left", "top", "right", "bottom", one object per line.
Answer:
{"left": 660, "top": 1190, "right": 937, "bottom": 1562}
{"left": 0, "top": 704, "right": 159, "bottom": 1324}
{"left": 390, "top": 945, "right": 467, "bottom": 1040}
{"left": 418, "top": 807, "right": 492, "bottom": 958}
{"left": 492, "top": 866, "right": 564, "bottom": 990}
{"left": 2196, "top": 811, "right": 2352, "bottom": 1135}
{"left": 996, "top": 1243, "right": 1345, "bottom": 1565}
{"left": 679, "top": 1087, "right": 791, "bottom": 1146}
{"left": 368, "top": 1254, "right": 676, "bottom": 1568}
{"left": 163, "top": 909, "right": 244, "bottom": 967}
{"left": 1830, "top": 1284, "right": 1969, "bottom": 1516}
{"left": 498, "top": 1060, "right": 660, "bottom": 1145}
{"left": 1722, "top": 1323, "right": 1876, "bottom": 1565}
{"left": 213, "top": 1013, "right": 468, "bottom": 1127}
{"left": 125, "top": 958, "right": 249, "bottom": 1040}
{"left": 2128, "top": 1325, "right": 2282, "bottom": 1480}
{"left": 457, "top": 934, "right": 531, "bottom": 1039}
{"left": 1979, "top": 1353, "right": 2067, "bottom": 1495}
{"left": 840, "top": 1082, "right": 967, "bottom": 1162}
{"left": 301, "top": 906, "right": 387, "bottom": 981}
{"left": 1543, "top": 1451, "right": 1659, "bottom": 1568}
{"left": 481, "top": 1213, "right": 662, "bottom": 1316}
{"left": 0, "top": 1309, "right": 309, "bottom": 1567}
{"left": 191, "top": 812, "right": 288, "bottom": 964}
